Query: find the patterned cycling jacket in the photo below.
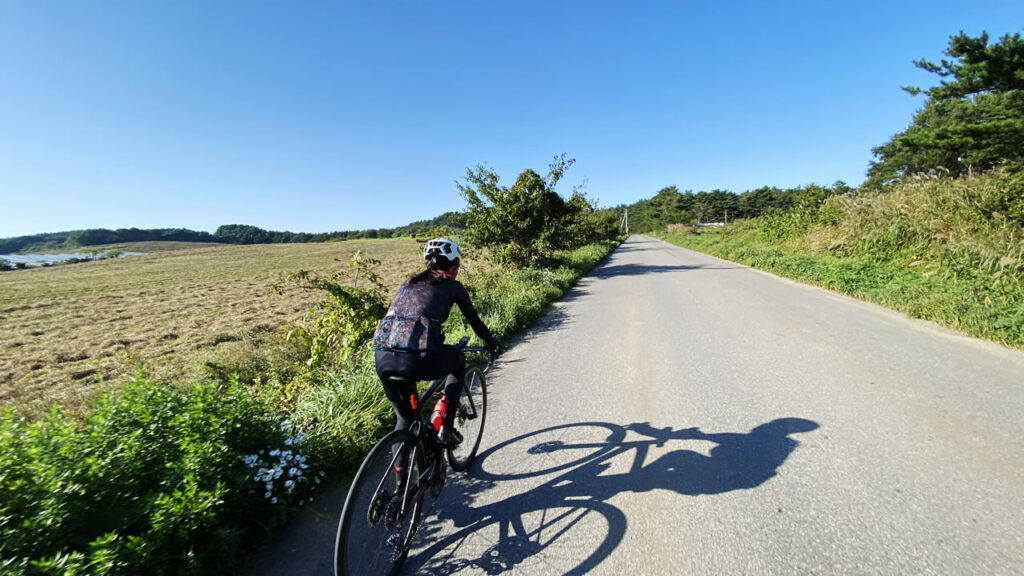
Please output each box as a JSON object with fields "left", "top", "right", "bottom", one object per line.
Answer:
{"left": 373, "top": 275, "right": 495, "bottom": 352}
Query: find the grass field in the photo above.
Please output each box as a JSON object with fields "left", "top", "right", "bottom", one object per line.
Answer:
{"left": 0, "top": 238, "right": 424, "bottom": 417}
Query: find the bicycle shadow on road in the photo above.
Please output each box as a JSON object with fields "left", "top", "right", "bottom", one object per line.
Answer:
{"left": 407, "top": 417, "right": 819, "bottom": 575}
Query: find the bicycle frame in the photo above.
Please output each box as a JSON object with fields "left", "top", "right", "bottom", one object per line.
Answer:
{"left": 412, "top": 338, "right": 493, "bottom": 414}
{"left": 396, "top": 337, "right": 493, "bottom": 513}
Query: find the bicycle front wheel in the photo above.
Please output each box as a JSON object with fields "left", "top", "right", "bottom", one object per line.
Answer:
{"left": 334, "top": 430, "right": 425, "bottom": 576}
{"left": 447, "top": 364, "right": 487, "bottom": 472}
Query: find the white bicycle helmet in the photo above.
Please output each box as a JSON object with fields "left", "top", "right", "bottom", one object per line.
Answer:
{"left": 423, "top": 238, "right": 462, "bottom": 269}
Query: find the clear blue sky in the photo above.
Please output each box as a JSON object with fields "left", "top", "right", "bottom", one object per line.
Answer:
{"left": 2, "top": 1, "right": 1022, "bottom": 238}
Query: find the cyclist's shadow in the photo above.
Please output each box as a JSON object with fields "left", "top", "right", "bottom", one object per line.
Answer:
{"left": 407, "top": 417, "right": 819, "bottom": 575}
{"left": 620, "top": 418, "right": 820, "bottom": 494}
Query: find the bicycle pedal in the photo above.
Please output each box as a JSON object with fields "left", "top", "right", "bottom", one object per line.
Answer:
{"left": 438, "top": 426, "right": 463, "bottom": 447}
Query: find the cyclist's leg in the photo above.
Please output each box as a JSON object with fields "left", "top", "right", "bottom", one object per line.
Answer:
{"left": 375, "top": 349, "right": 419, "bottom": 432}
{"left": 375, "top": 349, "right": 421, "bottom": 490}
{"left": 434, "top": 346, "right": 466, "bottom": 429}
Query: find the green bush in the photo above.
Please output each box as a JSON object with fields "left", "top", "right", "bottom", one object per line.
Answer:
{"left": 458, "top": 155, "right": 619, "bottom": 268}
{"left": 271, "top": 251, "right": 388, "bottom": 369}
{"left": 0, "top": 377, "right": 321, "bottom": 575}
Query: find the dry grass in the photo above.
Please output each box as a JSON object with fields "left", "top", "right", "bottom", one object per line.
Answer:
{"left": 0, "top": 239, "right": 424, "bottom": 416}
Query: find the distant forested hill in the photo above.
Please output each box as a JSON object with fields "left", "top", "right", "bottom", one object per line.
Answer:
{"left": 0, "top": 212, "right": 464, "bottom": 253}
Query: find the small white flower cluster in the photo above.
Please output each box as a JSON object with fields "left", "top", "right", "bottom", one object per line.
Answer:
{"left": 242, "top": 420, "right": 325, "bottom": 506}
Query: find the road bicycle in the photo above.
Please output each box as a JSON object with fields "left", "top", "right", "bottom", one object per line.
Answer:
{"left": 333, "top": 336, "right": 494, "bottom": 576}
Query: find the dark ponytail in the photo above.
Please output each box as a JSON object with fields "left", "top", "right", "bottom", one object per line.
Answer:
{"left": 408, "top": 267, "right": 446, "bottom": 285}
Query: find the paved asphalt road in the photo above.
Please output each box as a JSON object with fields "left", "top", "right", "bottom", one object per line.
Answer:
{"left": 249, "top": 235, "right": 1024, "bottom": 575}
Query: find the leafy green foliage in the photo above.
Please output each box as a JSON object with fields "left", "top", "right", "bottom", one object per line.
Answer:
{"left": 459, "top": 154, "right": 616, "bottom": 268}
{"left": 274, "top": 251, "right": 388, "bottom": 369}
{"left": 869, "top": 31, "right": 1024, "bottom": 185}
{"left": 0, "top": 377, "right": 315, "bottom": 576}
{"left": 904, "top": 31, "right": 1024, "bottom": 99}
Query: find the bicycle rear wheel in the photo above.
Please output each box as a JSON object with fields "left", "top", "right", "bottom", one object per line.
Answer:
{"left": 335, "top": 430, "right": 425, "bottom": 576}
{"left": 447, "top": 364, "right": 487, "bottom": 472}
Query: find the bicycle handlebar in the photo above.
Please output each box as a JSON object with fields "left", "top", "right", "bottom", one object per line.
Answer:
{"left": 456, "top": 336, "right": 497, "bottom": 373}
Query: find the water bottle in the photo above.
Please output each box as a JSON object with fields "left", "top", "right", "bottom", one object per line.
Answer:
{"left": 430, "top": 396, "right": 447, "bottom": 431}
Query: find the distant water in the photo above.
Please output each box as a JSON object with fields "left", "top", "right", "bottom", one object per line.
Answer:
{"left": 0, "top": 252, "right": 145, "bottom": 267}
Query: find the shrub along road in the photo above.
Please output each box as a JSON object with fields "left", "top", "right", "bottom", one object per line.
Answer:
{"left": 250, "top": 235, "right": 1024, "bottom": 575}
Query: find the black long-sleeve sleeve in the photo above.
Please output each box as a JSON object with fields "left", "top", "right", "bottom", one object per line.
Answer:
{"left": 453, "top": 283, "right": 498, "bottom": 347}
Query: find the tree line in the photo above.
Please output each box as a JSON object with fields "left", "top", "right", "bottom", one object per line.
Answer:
{"left": 617, "top": 182, "right": 854, "bottom": 234}
{"left": 0, "top": 213, "right": 463, "bottom": 254}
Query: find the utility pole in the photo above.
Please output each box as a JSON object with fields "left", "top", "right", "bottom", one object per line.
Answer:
{"left": 621, "top": 209, "right": 629, "bottom": 235}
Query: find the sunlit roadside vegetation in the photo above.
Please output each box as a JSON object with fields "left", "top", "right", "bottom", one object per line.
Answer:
{"left": 0, "top": 152, "right": 620, "bottom": 574}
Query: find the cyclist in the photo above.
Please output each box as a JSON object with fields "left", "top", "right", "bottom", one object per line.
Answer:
{"left": 373, "top": 238, "right": 500, "bottom": 447}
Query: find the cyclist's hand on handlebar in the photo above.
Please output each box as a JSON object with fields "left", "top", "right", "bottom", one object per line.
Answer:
{"left": 488, "top": 341, "right": 502, "bottom": 355}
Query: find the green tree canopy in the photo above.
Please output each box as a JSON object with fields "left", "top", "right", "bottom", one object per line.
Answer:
{"left": 458, "top": 154, "right": 612, "bottom": 268}
{"left": 868, "top": 31, "right": 1024, "bottom": 186}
